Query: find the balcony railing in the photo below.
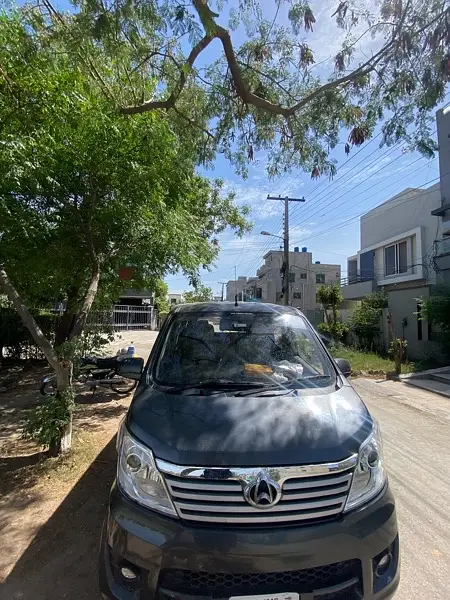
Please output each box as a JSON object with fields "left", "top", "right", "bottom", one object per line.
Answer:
{"left": 341, "top": 274, "right": 374, "bottom": 286}
{"left": 435, "top": 237, "right": 450, "bottom": 256}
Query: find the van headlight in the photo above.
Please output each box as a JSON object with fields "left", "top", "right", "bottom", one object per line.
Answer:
{"left": 345, "top": 420, "right": 386, "bottom": 511}
{"left": 117, "top": 426, "right": 177, "bottom": 517}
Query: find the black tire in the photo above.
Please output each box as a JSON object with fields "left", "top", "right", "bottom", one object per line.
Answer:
{"left": 110, "top": 378, "right": 137, "bottom": 395}
{"left": 40, "top": 379, "right": 57, "bottom": 396}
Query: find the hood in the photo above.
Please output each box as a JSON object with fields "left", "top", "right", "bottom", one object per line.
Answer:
{"left": 127, "top": 384, "right": 372, "bottom": 467}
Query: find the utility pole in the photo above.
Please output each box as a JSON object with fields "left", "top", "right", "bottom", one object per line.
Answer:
{"left": 267, "top": 195, "right": 305, "bottom": 306}
{"left": 218, "top": 280, "right": 227, "bottom": 302}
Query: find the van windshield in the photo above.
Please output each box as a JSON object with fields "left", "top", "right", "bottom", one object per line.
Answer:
{"left": 154, "top": 311, "right": 336, "bottom": 390}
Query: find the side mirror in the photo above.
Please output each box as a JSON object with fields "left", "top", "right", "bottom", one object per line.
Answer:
{"left": 117, "top": 357, "right": 144, "bottom": 381}
{"left": 335, "top": 358, "right": 352, "bottom": 378}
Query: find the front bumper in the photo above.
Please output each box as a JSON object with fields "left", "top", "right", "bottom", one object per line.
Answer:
{"left": 99, "top": 482, "right": 400, "bottom": 600}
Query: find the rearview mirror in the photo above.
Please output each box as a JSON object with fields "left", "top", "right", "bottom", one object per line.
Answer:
{"left": 117, "top": 357, "right": 144, "bottom": 381}
{"left": 335, "top": 358, "right": 352, "bottom": 378}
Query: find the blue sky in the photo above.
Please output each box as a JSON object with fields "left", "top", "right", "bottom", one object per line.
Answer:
{"left": 163, "top": 1, "right": 448, "bottom": 294}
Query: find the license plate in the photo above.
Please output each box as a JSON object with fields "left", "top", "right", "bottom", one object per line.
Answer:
{"left": 230, "top": 594, "right": 299, "bottom": 600}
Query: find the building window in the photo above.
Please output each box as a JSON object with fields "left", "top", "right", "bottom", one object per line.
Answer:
{"left": 384, "top": 241, "right": 407, "bottom": 276}
{"left": 289, "top": 272, "right": 296, "bottom": 283}
{"left": 170, "top": 298, "right": 177, "bottom": 304}
{"left": 293, "top": 292, "right": 302, "bottom": 300}
{"left": 300, "top": 272, "right": 307, "bottom": 280}
{"left": 316, "top": 273, "right": 325, "bottom": 284}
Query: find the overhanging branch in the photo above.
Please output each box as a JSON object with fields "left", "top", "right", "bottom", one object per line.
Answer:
{"left": 121, "top": 35, "right": 215, "bottom": 115}
{"left": 121, "top": 0, "right": 449, "bottom": 121}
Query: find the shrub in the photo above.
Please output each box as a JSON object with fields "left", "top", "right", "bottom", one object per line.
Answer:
{"left": 348, "top": 291, "right": 387, "bottom": 350}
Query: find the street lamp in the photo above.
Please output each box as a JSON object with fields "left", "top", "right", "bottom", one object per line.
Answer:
{"left": 260, "top": 230, "right": 283, "bottom": 239}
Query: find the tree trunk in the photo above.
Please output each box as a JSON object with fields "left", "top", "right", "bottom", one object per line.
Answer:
{"left": 0, "top": 266, "right": 74, "bottom": 455}
{"left": 331, "top": 304, "right": 338, "bottom": 326}
{"left": 69, "top": 264, "right": 100, "bottom": 340}
{"left": 48, "top": 362, "right": 73, "bottom": 456}
{"left": 55, "top": 286, "right": 81, "bottom": 347}
{"left": 0, "top": 267, "right": 60, "bottom": 371}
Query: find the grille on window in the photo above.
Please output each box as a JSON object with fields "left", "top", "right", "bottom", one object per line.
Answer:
{"left": 161, "top": 467, "right": 354, "bottom": 525}
{"left": 159, "top": 559, "right": 361, "bottom": 597}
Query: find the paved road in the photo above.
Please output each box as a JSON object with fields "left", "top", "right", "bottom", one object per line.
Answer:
{"left": 352, "top": 378, "right": 450, "bottom": 599}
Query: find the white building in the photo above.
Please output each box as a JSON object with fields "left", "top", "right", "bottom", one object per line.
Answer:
{"left": 226, "top": 249, "right": 340, "bottom": 323}
{"left": 342, "top": 183, "right": 442, "bottom": 358}
{"left": 256, "top": 248, "right": 341, "bottom": 310}
{"left": 167, "top": 292, "right": 184, "bottom": 305}
{"left": 225, "top": 276, "right": 258, "bottom": 302}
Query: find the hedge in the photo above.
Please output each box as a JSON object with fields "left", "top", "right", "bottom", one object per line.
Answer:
{"left": 0, "top": 308, "right": 61, "bottom": 360}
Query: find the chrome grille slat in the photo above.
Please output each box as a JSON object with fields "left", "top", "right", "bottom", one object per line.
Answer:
{"left": 175, "top": 496, "right": 345, "bottom": 513}
{"left": 283, "top": 472, "right": 352, "bottom": 490}
{"left": 158, "top": 456, "right": 356, "bottom": 525}
{"left": 166, "top": 479, "right": 240, "bottom": 492}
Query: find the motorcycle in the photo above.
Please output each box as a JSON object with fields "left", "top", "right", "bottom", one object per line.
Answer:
{"left": 40, "top": 354, "right": 138, "bottom": 396}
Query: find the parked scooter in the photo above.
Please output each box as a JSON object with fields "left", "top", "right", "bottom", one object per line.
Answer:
{"left": 40, "top": 344, "right": 138, "bottom": 396}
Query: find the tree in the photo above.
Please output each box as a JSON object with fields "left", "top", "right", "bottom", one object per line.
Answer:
{"left": 183, "top": 284, "right": 214, "bottom": 303}
{"left": 348, "top": 291, "right": 388, "bottom": 349}
{"left": 37, "top": 0, "right": 450, "bottom": 178}
{"left": 0, "top": 11, "right": 249, "bottom": 454}
{"left": 316, "top": 283, "right": 347, "bottom": 341}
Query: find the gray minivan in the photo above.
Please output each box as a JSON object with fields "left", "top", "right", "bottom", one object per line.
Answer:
{"left": 99, "top": 302, "right": 399, "bottom": 600}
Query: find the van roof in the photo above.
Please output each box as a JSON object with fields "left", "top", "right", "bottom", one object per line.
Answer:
{"left": 171, "top": 302, "right": 301, "bottom": 316}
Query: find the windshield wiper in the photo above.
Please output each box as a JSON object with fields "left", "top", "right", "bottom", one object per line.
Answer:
{"left": 235, "top": 376, "right": 332, "bottom": 396}
{"left": 166, "top": 380, "right": 267, "bottom": 394}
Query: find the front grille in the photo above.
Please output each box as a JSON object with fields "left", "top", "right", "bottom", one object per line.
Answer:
{"left": 159, "top": 560, "right": 361, "bottom": 597}
{"left": 161, "top": 466, "right": 354, "bottom": 525}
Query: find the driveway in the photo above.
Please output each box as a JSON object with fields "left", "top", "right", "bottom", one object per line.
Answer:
{"left": 352, "top": 378, "right": 450, "bottom": 599}
{"left": 107, "top": 330, "right": 160, "bottom": 359}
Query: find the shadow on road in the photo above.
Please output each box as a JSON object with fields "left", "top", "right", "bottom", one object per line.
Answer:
{"left": 1, "top": 437, "right": 117, "bottom": 600}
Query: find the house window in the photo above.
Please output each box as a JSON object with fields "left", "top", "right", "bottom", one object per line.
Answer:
{"left": 384, "top": 241, "right": 407, "bottom": 276}
{"left": 316, "top": 273, "right": 325, "bottom": 284}
{"left": 293, "top": 292, "right": 302, "bottom": 300}
{"left": 289, "top": 272, "right": 296, "bottom": 283}
{"left": 300, "top": 272, "right": 307, "bottom": 280}
{"left": 170, "top": 298, "right": 177, "bottom": 304}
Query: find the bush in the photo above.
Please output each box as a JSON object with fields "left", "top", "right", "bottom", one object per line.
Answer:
{"left": 22, "top": 389, "right": 74, "bottom": 450}
{"left": 348, "top": 291, "right": 387, "bottom": 350}
{"left": 0, "top": 308, "right": 61, "bottom": 360}
{"left": 318, "top": 321, "right": 348, "bottom": 341}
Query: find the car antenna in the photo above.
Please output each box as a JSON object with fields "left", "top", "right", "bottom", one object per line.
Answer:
{"left": 234, "top": 294, "right": 238, "bottom": 307}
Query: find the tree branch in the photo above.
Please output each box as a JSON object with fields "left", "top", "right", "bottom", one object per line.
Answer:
{"left": 121, "top": 35, "right": 215, "bottom": 114}
{"left": 173, "top": 106, "right": 216, "bottom": 139}
{"left": 121, "top": 0, "right": 449, "bottom": 121}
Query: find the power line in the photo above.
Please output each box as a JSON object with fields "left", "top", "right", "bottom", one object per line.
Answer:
{"left": 293, "top": 170, "right": 441, "bottom": 246}
{"left": 287, "top": 140, "right": 412, "bottom": 230}
{"left": 288, "top": 145, "right": 436, "bottom": 235}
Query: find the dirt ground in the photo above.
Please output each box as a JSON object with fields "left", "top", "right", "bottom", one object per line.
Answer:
{"left": 0, "top": 332, "right": 158, "bottom": 600}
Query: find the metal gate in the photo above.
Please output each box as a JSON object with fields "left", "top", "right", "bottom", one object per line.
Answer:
{"left": 88, "top": 304, "right": 156, "bottom": 330}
